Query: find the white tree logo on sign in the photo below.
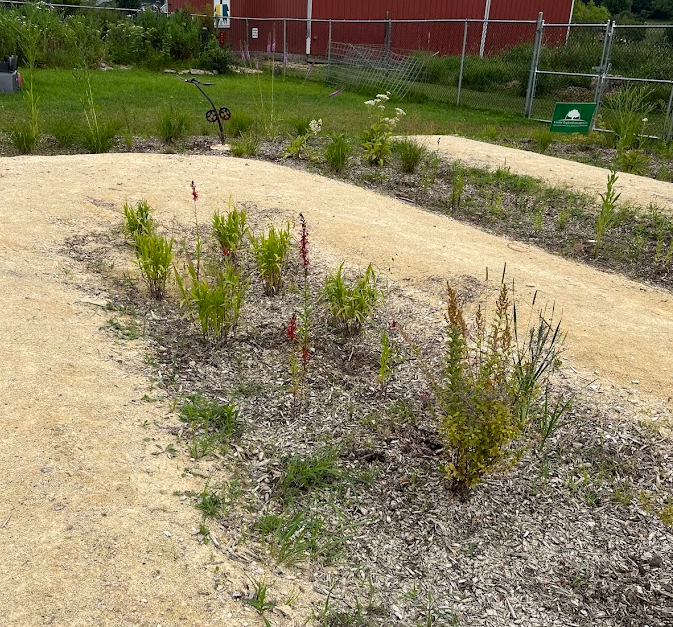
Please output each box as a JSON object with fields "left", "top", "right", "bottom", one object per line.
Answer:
{"left": 214, "top": 0, "right": 231, "bottom": 29}
{"left": 565, "top": 109, "right": 582, "bottom": 121}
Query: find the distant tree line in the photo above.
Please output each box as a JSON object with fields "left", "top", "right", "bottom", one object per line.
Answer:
{"left": 574, "top": 0, "right": 673, "bottom": 22}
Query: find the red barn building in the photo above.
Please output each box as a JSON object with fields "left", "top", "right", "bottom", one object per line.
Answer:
{"left": 170, "top": 1, "right": 575, "bottom": 57}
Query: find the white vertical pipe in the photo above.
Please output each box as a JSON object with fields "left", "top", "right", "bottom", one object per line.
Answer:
{"left": 306, "top": 0, "right": 313, "bottom": 56}
{"left": 480, "top": 0, "right": 492, "bottom": 58}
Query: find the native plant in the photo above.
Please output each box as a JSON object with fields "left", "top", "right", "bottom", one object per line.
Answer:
{"left": 77, "top": 66, "right": 117, "bottom": 154}
{"left": 251, "top": 224, "right": 292, "bottom": 295}
{"left": 377, "top": 329, "right": 399, "bottom": 394}
{"left": 394, "top": 138, "right": 427, "bottom": 174}
{"left": 286, "top": 214, "right": 312, "bottom": 416}
{"left": 323, "top": 263, "right": 382, "bottom": 335}
{"left": 230, "top": 129, "right": 260, "bottom": 157}
{"left": 180, "top": 393, "right": 242, "bottom": 458}
{"left": 284, "top": 118, "right": 321, "bottom": 159}
{"left": 594, "top": 170, "right": 621, "bottom": 258}
{"left": 399, "top": 281, "right": 566, "bottom": 494}
{"left": 603, "top": 85, "right": 654, "bottom": 151}
{"left": 450, "top": 161, "right": 465, "bottom": 213}
{"left": 134, "top": 231, "right": 174, "bottom": 299}
{"left": 362, "top": 93, "right": 406, "bottom": 166}
{"left": 158, "top": 107, "right": 189, "bottom": 144}
{"left": 212, "top": 199, "right": 248, "bottom": 262}
{"left": 123, "top": 199, "right": 154, "bottom": 240}
{"left": 175, "top": 259, "right": 249, "bottom": 343}
{"left": 324, "top": 134, "right": 351, "bottom": 172}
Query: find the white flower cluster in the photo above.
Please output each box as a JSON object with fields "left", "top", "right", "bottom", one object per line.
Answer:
{"left": 364, "top": 91, "right": 392, "bottom": 108}
{"left": 309, "top": 118, "right": 322, "bottom": 135}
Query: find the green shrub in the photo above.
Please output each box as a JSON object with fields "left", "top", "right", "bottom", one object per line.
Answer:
{"left": 323, "top": 263, "right": 382, "bottom": 335}
{"left": 175, "top": 260, "right": 249, "bottom": 342}
{"left": 615, "top": 148, "right": 650, "bottom": 175}
{"left": 198, "top": 41, "right": 232, "bottom": 74}
{"left": 407, "top": 282, "right": 565, "bottom": 494}
{"left": 394, "top": 138, "right": 427, "bottom": 174}
{"left": 134, "top": 231, "right": 174, "bottom": 299}
{"left": 212, "top": 201, "right": 248, "bottom": 261}
{"left": 324, "top": 134, "right": 351, "bottom": 173}
{"left": 250, "top": 224, "right": 292, "bottom": 295}
{"left": 104, "top": 18, "right": 147, "bottom": 65}
{"left": 602, "top": 85, "right": 655, "bottom": 150}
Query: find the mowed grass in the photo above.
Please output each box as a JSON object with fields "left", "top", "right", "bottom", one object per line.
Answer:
{"left": 0, "top": 67, "right": 542, "bottom": 143}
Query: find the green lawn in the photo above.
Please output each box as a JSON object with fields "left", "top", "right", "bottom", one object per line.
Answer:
{"left": 0, "top": 67, "right": 543, "bottom": 142}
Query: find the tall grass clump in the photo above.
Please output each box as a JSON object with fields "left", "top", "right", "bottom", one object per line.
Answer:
{"left": 134, "top": 231, "right": 174, "bottom": 300}
{"left": 394, "top": 138, "right": 428, "bottom": 174}
{"left": 230, "top": 130, "right": 260, "bottom": 157}
{"left": 250, "top": 224, "right": 291, "bottom": 295}
{"left": 324, "top": 134, "right": 351, "bottom": 173}
{"left": 602, "top": 85, "right": 655, "bottom": 151}
{"left": 323, "top": 263, "right": 382, "bottom": 336}
{"left": 78, "top": 68, "right": 118, "bottom": 154}
{"left": 158, "top": 107, "right": 189, "bottom": 144}
{"left": 402, "top": 281, "right": 566, "bottom": 495}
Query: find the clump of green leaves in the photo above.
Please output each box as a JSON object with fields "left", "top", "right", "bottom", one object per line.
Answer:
{"left": 394, "top": 137, "right": 427, "bottom": 174}
{"left": 594, "top": 170, "right": 621, "bottom": 258}
{"left": 449, "top": 161, "right": 465, "bottom": 213}
{"left": 134, "top": 231, "right": 174, "bottom": 299}
{"left": 532, "top": 129, "right": 554, "bottom": 154}
{"left": 123, "top": 199, "right": 154, "bottom": 240}
{"left": 323, "top": 263, "right": 382, "bottom": 336}
{"left": 274, "top": 445, "right": 345, "bottom": 503}
{"left": 324, "top": 134, "right": 351, "bottom": 172}
{"left": 250, "top": 224, "right": 292, "bottom": 295}
{"left": 603, "top": 85, "right": 654, "bottom": 151}
{"left": 175, "top": 259, "right": 249, "bottom": 342}
{"left": 212, "top": 199, "right": 248, "bottom": 262}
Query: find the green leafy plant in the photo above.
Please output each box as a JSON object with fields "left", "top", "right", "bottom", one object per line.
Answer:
{"left": 228, "top": 111, "right": 254, "bottom": 137}
{"left": 123, "top": 199, "right": 154, "bottom": 240}
{"left": 594, "top": 170, "right": 621, "bottom": 258}
{"left": 245, "top": 573, "right": 274, "bottom": 626}
{"left": 401, "top": 281, "right": 566, "bottom": 494}
{"left": 615, "top": 148, "right": 650, "bottom": 175}
{"left": 362, "top": 93, "right": 406, "bottom": 166}
{"left": 394, "top": 138, "right": 427, "bottom": 174}
{"left": 283, "top": 118, "right": 321, "bottom": 159}
{"left": 250, "top": 224, "right": 292, "bottom": 295}
{"left": 212, "top": 199, "right": 248, "bottom": 262}
{"left": 323, "top": 263, "right": 382, "bottom": 336}
{"left": 377, "top": 330, "right": 397, "bottom": 394}
{"left": 175, "top": 259, "right": 249, "bottom": 342}
{"left": 324, "top": 133, "right": 352, "bottom": 172}
{"left": 134, "top": 231, "right": 174, "bottom": 299}
{"left": 195, "top": 480, "right": 241, "bottom": 519}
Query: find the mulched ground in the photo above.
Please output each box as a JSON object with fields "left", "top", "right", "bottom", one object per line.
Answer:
{"left": 63, "top": 208, "right": 673, "bottom": 627}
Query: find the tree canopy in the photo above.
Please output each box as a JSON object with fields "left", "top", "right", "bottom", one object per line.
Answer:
{"left": 573, "top": 0, "right": 673, "bottom": 20}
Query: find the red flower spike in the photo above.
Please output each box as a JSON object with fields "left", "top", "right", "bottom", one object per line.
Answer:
{"left": 222, "top": 248, "right": 230, "bottom": 257}
{"left": 301, "top": 347, "right": 311, "bottom": 364}
{"left": 286, "top": 313, "right": 298, "bottom": 342}
{"left": 191, "top": 181, "right": 198, "bottom": 202}
{"left": 299, "top": 213, "right": 309, "bottom": 268}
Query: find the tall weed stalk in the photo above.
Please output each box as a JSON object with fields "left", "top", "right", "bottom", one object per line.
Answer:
{"left": 594, "top": 170, "right": 621, "bottom": 258}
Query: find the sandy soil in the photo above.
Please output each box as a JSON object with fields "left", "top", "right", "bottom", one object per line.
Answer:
{"left": 411, "top": 135, "right": 673, "bottom": 213}
{"left": 1, "top": 152, "right": 671, "bottom": 625}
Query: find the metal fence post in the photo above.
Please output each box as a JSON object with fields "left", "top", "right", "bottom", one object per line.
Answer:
{"left": 593, "top": 20, "right": 615, "bottom": 130}
{"left": 245, "top": 17, "right": 250, "bottom": 53}
{"left": 524, "top": 12, "right": 544, "bottom": 118}
{"left": 665, "top": 84, "right": 673, "bottom": 142}
{"left": 326, "top": 20, "right": 332, "bottom": 82}
{"left": 283, "top": 18, "right": 287, "bottom": 75}
{"left": 457, "top": 20, "right": 469, "bottom": 106}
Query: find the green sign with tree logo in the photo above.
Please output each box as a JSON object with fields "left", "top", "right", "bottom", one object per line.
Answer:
{"left": 550, "top": 102, "right": 597, "bottom": 134}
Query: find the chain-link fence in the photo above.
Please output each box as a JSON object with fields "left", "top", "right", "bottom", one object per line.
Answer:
{"left": 3, "top": 3, "right": 673, "bottom": 139}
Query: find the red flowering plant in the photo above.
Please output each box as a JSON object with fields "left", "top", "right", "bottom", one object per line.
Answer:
{"left": 190, "top": 181, "right": 203, "bottom": 281}
{"left": 286, "top": 214, "right": 313, "bottom": 417}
